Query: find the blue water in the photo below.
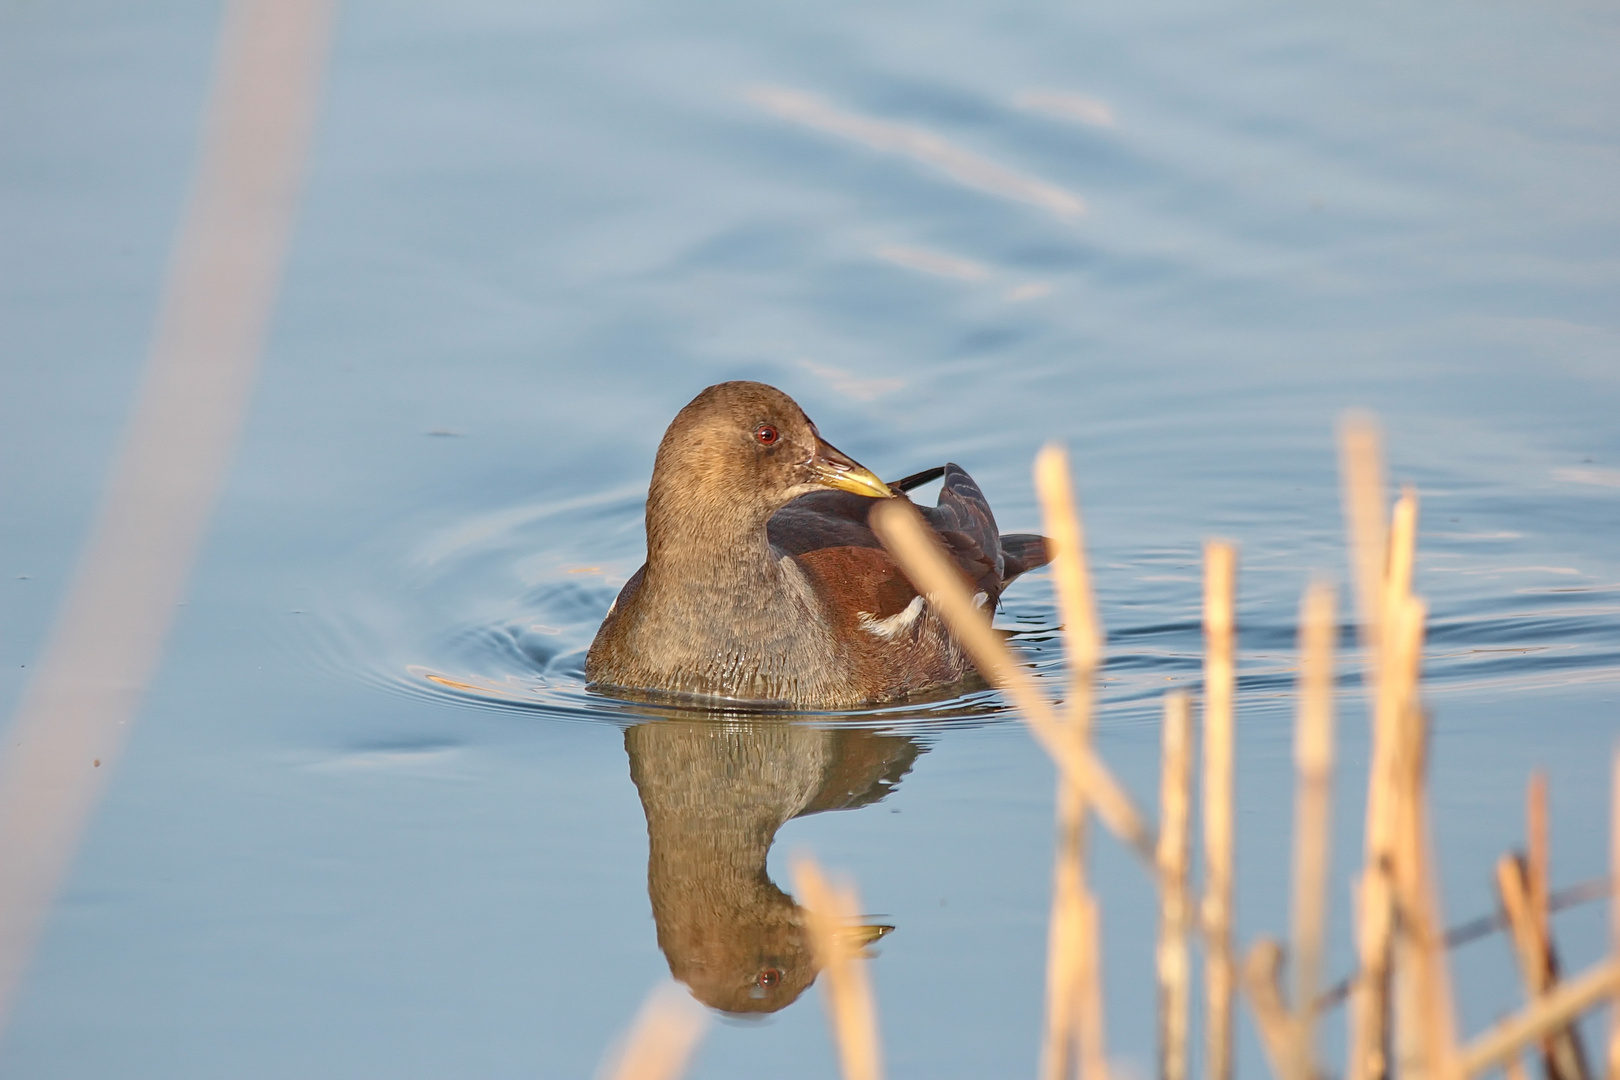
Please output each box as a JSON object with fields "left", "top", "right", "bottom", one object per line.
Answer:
{"left": 2, "top": 0, "right": 1617, "bottom": 1076}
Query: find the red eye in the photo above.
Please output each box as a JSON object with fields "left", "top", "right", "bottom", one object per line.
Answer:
{"left": 757, "top": 968, "right": 782, "bottom": 988}
{"left": 755, "top": 424, "right": 779, "bottom": 446}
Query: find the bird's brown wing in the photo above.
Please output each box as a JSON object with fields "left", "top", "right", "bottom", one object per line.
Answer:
{"left": 765, "top": 490, "right": 885, "bottom": 556}
{"left": 998, "top": 533, "right": 1051, "bottom": 586}
{"left": 795, "top": 729, "right": 923, "bottom": 816}
{"left": 921, "top": 463, "right": 1004, "bottom": 601}
{"left": 766, "top": 463, "right": 1050, "bottom": 609}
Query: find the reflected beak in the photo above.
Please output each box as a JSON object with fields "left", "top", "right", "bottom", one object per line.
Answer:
{"left": 811, "top": 439, "right": 895, "bottom": 499}
{"left": 839, "top": 922, "right": 895, "bottom": 958}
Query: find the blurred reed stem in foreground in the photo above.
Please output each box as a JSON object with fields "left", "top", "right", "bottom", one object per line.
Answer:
{"left": 601, "top": 415, "right": 1620, "bottom": 1080}
{"left": 1289, "top": 581, "right": 1336, "bottom": 1080}
{"left": 597, "top": 986, "right": 707, "bottom": 1080}
{"left": 1203, "top": 540, "right": 1237, "bottom": 1080}
{"left": 1036, "top": 444, "right": 1107, "bottom": 1080}
{"left": 791, "top": 858, "right": 886, "bottom": 1080}
{"left": 1158, "top": 690, "right": 1194, "bottom": 1080}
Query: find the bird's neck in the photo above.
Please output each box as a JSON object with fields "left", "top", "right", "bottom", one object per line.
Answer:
{"left": 642, "top": 481, "right": 780, "bottom": 597}
{"left": 628, "top": 721, "right": 824, "bottom": 921}
{"left": 623, "top": 480, "right": 836, "bottom": 703}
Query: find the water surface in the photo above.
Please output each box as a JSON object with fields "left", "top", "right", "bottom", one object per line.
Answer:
{"left": 2, "top": 0, "right": 1618, "bottom": 1076}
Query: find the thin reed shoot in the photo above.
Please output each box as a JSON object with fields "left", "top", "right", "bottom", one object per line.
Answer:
{"left": 1289, "top": 581, "right": 1336, "bottom": 1080}
{"left": 1157, "top": 690, "right": 1193, "bottom": 1080}
{"left": 1036, "top": 443, "right": 1107, "bottom": 1080}
{"left": 1203, "top": 541, "right": 1237, "bottom": 1080}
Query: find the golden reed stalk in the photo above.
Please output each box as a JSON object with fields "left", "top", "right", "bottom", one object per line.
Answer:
{"left": 1498, "top": 774, "right": 1591, "bottom": 1080}
{"left": 1340, "top": 417, "right": 1388, "bottom": 1080}
{"left": 1456, "top": 960, "right": 1620, "bottom": 1078}
{"left": 1203, "top": 542, "right": 1238, "bottom": 1080}
{"left": 1387, "top": 595, "right": 1459, "bottom": 1080}
{"left": 597, "top": 985, "right": 708, "bottom": 1080}
{"left": 1075, "top": 889, "right": 1108, "bottom": 1080}
{"left": 1035, "top": 444, "right": 1103, "bottom": 671}
{"left": 1289, "top": 582, "right": 1336, "bottom": 1080}
{"left": 1043, "top": 777, "right": 1088, "bottom": 1080}
{"left": 1530, "top": 774, "right": 1550, "bottom": 952}
{"left": 1241, "top": 937, "right": 1297, "bottom": 1077}
{"left": 869, "top": 500, "right": 1154, "bottom": 861}
{"left": 1157, "top": 691, "right": 1193, "bottom": 1080}
{"left": 1340, "top": 414, "right": 1389, "bottom": 647}
{"left": 1498, "top": 854, "right": 1592, "bottom": 1080}
{"left": 1035, "top": 445, "right": 1108, "bottom": 1080}
{"left": 1343, "top": 414, "right": 1408, "bottom": 1080}
{"left": 792, "top": 857, "right": 885, "bottom": 1080}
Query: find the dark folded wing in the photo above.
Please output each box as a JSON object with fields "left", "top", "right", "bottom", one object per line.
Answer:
{"left": 766, "top": 490, "right": 885, "bottom": 556}
{"left": 998, "top": 533, "right": 1052, "bottom": 585}
{"left": 767, "top": 462, "right": 1048, "bottom": 607}
{"left": 795, "top": 729, "right": 923, "bottom": 816}
{"left": 762, "top": 460, "right": 956, "bottom": 554}
{"left": 919, "top": 463, "right": 1003, "bottom": 600}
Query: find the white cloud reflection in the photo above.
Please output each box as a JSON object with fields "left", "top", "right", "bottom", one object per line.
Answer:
{"left": 797, "top": 359, "right": 904, "bottom": 402}
{"left": 748, "top": 86, "right": 1086, "bottom": 220}
{"left": 1014, "top": 90, "right": 1117, "bottom": 129}
{"left": 874, "top": 244, "right": 989, "bottom": 280}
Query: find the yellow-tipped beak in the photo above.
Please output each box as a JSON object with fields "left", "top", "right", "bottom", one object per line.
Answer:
{"left": 812, "top": 439, "right": 895, "bottom": 499}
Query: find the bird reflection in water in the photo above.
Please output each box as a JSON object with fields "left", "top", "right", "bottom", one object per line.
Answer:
{"left": 624, "top": 715, "right": 919, "bottom": 1014}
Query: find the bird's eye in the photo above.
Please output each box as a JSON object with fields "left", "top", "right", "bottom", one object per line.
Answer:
{"left": 757, "top": 968, "right": 782, "bottom": 988}
{"left": 755, "top": 424, "right": 779, "bottom": 446}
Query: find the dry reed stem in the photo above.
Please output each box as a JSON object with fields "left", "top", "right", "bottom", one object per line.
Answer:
{"left": 1043, "top": 748, "right": 1101, "bottom": 1080}
{"left": 1497, "top": 856, "right": 1591, "bottom": 1080}
{"left": 1241, "top": 938, "right": 1297, "bottom": 1080}
{"left": 1034, "top": 444, "right": 1103, "bottom": 674}
{"left": 1350, "top": 487, "right": 1419, "bottom": 1080}
{"left": 1497, "top": 856, "right": 1543, "bottom": 986}
{"left": 1341, "top": 413, "right": 1393, "bottom": 1080}
{"left": 1203, "top": 541, "right": 1238, "bottom": 1080}
{"left": 792, "top": 857, "right": 884, "bottom": 1080}
{"left": 1157, "top": 691, "right": 1194, "bottom": 1080}
{"left": 0, "top": 0, "right": 336, "bottom": 1032}
{"left": 1406, "top": 779, "right": 1458, "bottom": 1080}
{"left": 1043, "top": 775, "right": 1087, "bottom": 1080}
{"left": 1312, "top": 876, "right": 1613, "bottom": 1018}
{"left": 1386, "top": 595, "right": 1459, "bottom": 1080}
{"left": 1529, "top": 773, "right": 1550, "bottom": 952}
{"left": 1383, "top": 492, "right": 1417, "bottom": 617}
{"left": 1525, "top": 772, "right": 1590, "bottom": 1080}
{"left": 1456, "top": 960, "right": 1620, "bottom": 1079}
{"left": 1290, "top": 581, "right": 1337, "bottom": 1080}
{"left": 1340, "top": 413, "right": 1389, "bottom": 647}
{"left": 1035, "top": 444, "right": 1108, "bottom": 1080}
{"left": 1505, "top": 1049, "right": 1532, "bottom": 1080}
{"left": 1370, "top": 492, "right": 1419, "bottom": 890}
{"left": 1076, "top": 886, "right": 1109, "bottom": 1080}
{"left": 869, "top": 500, "right": 1154, "bottom": 860}
{"left": 1351, "top": 862, "right": 1395, "bottom": 1080}
{"left": 598, "top": 984, "right": 709, "bottom": 1080}
{"left": 1389, "top": 599, "right": 1425, "bottom": 1080}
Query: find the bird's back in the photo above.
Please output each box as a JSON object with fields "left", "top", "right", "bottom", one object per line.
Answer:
{"left": 764, "top": 462, "right": 1051, "bottom": 702}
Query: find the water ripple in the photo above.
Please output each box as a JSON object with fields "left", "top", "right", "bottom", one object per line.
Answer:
{"left": 308, "top": 489, "right": 1620, "bottom": 735}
